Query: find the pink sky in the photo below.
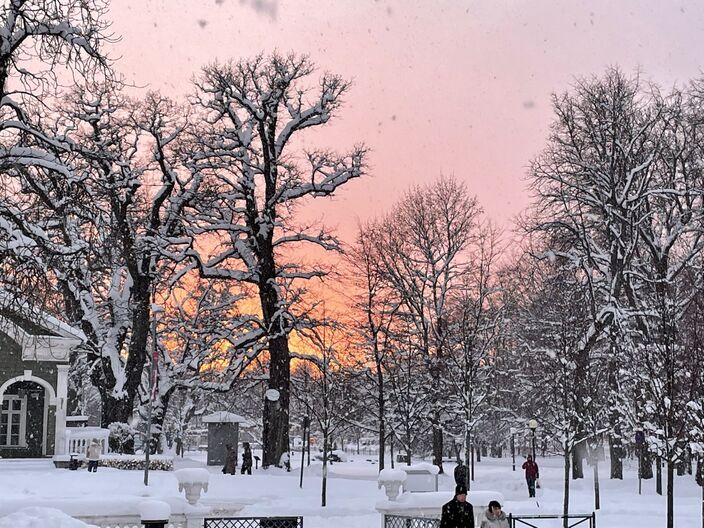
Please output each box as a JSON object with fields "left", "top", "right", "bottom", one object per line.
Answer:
{"left": 109, "top": 0, "right": 704, "bottom": 241}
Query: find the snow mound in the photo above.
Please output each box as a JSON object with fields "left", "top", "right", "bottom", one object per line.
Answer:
{"left": 404, "top": 462, "right": 440, "bottom": 475}
{"left": 0, "top": 507, "right": 97, "bottom": 528}
{"left": 138, "top": 500, "right": 171, "bottom": 522}
{"left": 265, "top": 389, "right": 280, "bottom": 401}
{"left": 174, "top": 468, "right": 210, "bottom": 484}
{"left": 378, "top": 468, "right": 407, "bottom": 482}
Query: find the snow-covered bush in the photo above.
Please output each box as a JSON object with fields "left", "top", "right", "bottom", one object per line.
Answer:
{"left": 108, "top": 422, "right": 136, "bottom": 454}
{"left": 100, "top": 454, "right": 173, "bottom": 471}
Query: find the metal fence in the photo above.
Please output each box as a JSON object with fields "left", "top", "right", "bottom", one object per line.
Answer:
{"left": 383, "top": 515, "right": 440, "bottom": 528}
{"left": 508, "top": 513, "right": 596, "bottom": 528}
{"left": 203, "top": 517, "right": 303, "bottom": 528}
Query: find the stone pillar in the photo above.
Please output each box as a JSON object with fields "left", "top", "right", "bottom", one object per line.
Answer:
{"left": 55, "top": 364, "right": 69, "bottom": 455}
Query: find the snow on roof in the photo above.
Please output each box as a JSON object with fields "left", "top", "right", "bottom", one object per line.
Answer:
{"left": 202, "top": 411, "right": 247, "bottom": 423}
{"left": 0, "top": 289, "right": 86, "bottom": 341}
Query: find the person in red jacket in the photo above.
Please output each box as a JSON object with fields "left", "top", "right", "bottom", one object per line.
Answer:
{"left": 522, "top": 455, "right": 539, "bottom": 497}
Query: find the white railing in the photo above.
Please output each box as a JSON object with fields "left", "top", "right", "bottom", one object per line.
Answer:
{"left": 65, "top": 426, "right": 110, "bottom": 455}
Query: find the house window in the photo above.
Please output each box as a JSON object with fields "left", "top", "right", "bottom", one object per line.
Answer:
{"left": 0, "top": 395, "right": 26, "bottom": 447}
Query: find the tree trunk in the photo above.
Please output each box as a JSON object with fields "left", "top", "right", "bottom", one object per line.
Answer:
{"left": 641, "top": 450, "right": 654, "bottom": 479}
{"left": 608, "top": 333, "right": 624, "bottom": 480}
{"left": 465, "top": 430, "right": 471, "bottom": 490}
{"left": 258, "top": 207, "right": 291, "bottom": 468}
{"left": 666, "top": 458, "right": 674, "bottom": 528}
{"left": 433, "top": 422, "right": 444, "bottom": 474}
{"left": 572, "top": 443, "right": 584, "bottom": 479}
{"left": 94, "top": 277, "right": 151, "bottom": 428}
{"left": 99, "top": 394, "right": 134, "bottom": 430}
{"left": 321, "top": 433, "right": 328, "bottom": 507}
{"left": 593, "top": 459, "right": 600, "bottom": 510}
{"left": 563, "top": 443, "right": 571, "bottom": 528}
{"left": 656, "top": 456, "right": 663, "bottom": 495}
{"left": 262, "top": 333, "right": 291, "bottom": 467}
{"left": 609, "top": 433, "right": 623, "bottom": 479}
{"left": 377, "top": 361, "right": 386, "bottom": 472}
{"left": 390, "top": 434, "right": 395, "bottom": 469}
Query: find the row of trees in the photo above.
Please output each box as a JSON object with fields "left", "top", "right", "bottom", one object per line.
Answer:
{"left": 273, "top": 72, "right": 704, "bottom": 526}
{"left": 0, "top": 3, "right": 702, "bottom": 525}
{"left": 0, "top": 0, "right": 364, "bottom": 469}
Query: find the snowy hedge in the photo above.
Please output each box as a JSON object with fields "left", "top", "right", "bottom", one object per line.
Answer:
{"left": 99, "top": 454, "right": 173, "bottom": 471}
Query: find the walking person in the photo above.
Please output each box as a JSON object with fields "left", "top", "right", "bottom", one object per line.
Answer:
{"left": 440, "top": 484, "right": 474, "bottom": 528}
{"left": 522, "top": 454, "right": 539, "bottom": 498}
{"left": 454, "top": 459, "right": 469, "bottom": 488}
{"left": 241, "top": 442, "right": 253, "bottom": 475}
{"left": 480, "top": 500, "right": 509, "bottom": 528}
{"left": 222, "top": 443, "right": 237, "bottom": 475}
{"left": 86, "top": 439, "right": 101, "bottom": 473}
{"left": 174, "top": 434, "right": 183, "bottom": 457}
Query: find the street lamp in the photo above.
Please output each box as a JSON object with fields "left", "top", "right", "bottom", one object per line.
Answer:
{"left": 510, "top": 427, "right": 517, "bottom": 471}
{"left": 528, "top": 419, "right": 538, "bottom": 461}
{"left": 144, "top": 299, "right": 164, "bottom": 487}
{"left": 300, "top": 415, "right": 310, "bottom": 488}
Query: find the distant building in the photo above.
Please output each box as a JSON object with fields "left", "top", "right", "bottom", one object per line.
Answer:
{"left": 0, "top": 299, "right": 84, "bottom": 458}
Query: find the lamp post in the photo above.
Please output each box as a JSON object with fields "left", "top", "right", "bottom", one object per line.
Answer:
{"left": 528, "top": 419, "right": 538, "bottom": 461}
{"left": 144, "top": 296, "right": 164, "bottom": 487}
{"left": 300, "top": 415, "right": 309, "bottom": 488}
{"left": 510, "top": 427, "right": 516, "bottom": 471}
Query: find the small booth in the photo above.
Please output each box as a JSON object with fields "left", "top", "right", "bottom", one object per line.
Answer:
{"left": 202, "top": 411, "right": 246, "bottom": 466}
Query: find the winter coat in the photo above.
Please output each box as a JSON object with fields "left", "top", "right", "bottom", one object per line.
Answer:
{"left": 242, "top": 446, "right": 253, "bottom": 469}
{"left": 479, "top": 510, "right": 509, "bottom": 528}
{"left": 454, "top": 464, "right": 469, "bottom": 487}
{"left": 440, "top": 498, "right": 474, "bottom": 528}
{"left": 86, "top": 443, "right": 101, "bottom": 461}
{"left": 522, "top": 460, "right": 539, "bottom": 480}
{"left": 223, "top": 446, "right": 237, "bottom": 474}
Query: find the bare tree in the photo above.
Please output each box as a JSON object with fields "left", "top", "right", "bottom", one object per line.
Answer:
{"left": 345, "top": 220, "right": 402, "bottom": 471}
{"left": 372, "top": 176, "right": 481, "bottom": 473}
{"left": 525, "top": 69, "right": 665, "bottom": 479}
{"left": 445, "top": 224, "right": 503, "bottom": 488}
{"left": 182, "top": 52, "right": 366, "bottom": 467}
{"left": 293, "top": 318, "right": 357, "bottom": 507}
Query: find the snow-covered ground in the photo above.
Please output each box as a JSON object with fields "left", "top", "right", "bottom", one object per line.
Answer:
{"left": 0, "top": 451, "right": 700, "bottom": 527}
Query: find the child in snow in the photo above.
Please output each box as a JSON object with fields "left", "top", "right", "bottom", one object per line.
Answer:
{"left": 86, "top": 439, "right": 101, "bottom": 472}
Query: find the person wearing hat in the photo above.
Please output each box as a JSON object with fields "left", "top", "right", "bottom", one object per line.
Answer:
{"left": 480, "top": 500, "right": 509, "bottom": 528}
{"left": 440, "top": 484, "right": 474, "bottom": 528}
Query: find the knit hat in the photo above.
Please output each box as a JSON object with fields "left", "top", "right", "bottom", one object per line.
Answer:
{"left": 455, "top": 484, "right": 468, "bottom": 496}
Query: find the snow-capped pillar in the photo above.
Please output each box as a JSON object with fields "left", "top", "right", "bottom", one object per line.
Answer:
{"left": 54, "top": 364, "right": 69, "bottom": 455}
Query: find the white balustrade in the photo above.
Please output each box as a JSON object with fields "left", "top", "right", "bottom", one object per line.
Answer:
{"left": 65, "top": 426, "right": 110, "bottom": 455}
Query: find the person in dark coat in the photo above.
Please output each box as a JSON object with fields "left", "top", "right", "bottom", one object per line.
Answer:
{"left": 174, "top": 435, "right": 183, "bottom": 457}
{"left": 522, "top": 455, "right": 539, "bottom": 497}
{"left": 454, "top": 460, "right": 469, "bottom": 488}
{"left": 241, "top": 442, "right": 253, "bottom": 474}
{"left": 222, "top": 443, "right": 237, "bottom": 475}
{"left": 440, "top": 484, "right": 474, "bottom": 528}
